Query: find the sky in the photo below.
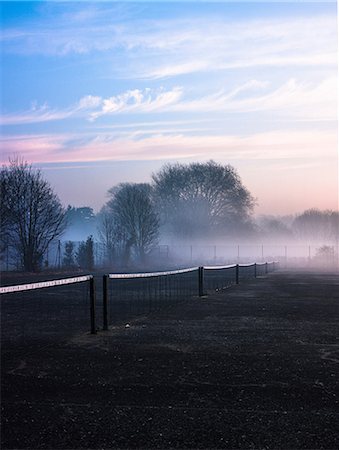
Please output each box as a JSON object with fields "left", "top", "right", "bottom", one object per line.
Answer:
{"left": 1, "top": 0, "right": 338, "bottom": 215}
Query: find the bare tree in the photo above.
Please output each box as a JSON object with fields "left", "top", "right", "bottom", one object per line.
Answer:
{"left": 106, "top": 183, "right": 159, "bottom": 263}
{"left": 1, "top": 159, "right": 65, "bottom": 272}
{"left": 152, "top": 160, "right": 255, "bottom": 238}
{"left": 97, "top": 205, "right": 124, "bottom": 266}
{"left": 292, "top": 209, "right": 337, "bottom": 242}
{"left": 0, "top": 169, "right": 12, "bottom": 261}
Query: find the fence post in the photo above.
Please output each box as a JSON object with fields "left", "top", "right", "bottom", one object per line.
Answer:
{"left": 254, "top": 263, "right": 257, "bottom": 278}
{"left": 236, "top": 264, "right": 239, "bottom": 284}
{"left": 198, "top": 266, "right": 204, "bottom": 297}
{"left": 103, "top": 275, "right": 108, "bottom": 331}
{"left": 90, "top": 277, "right": 97, "bottom": 335}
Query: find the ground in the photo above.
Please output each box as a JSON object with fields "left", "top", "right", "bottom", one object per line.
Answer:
{"left": 1, "top": 270, "right": 339, "bottom": 449}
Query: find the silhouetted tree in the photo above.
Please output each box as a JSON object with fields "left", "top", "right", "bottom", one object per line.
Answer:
{"left": 106, "top": 183, "right": 159, "bottom": 263}
{"left": 0, "top": 170, "right": 12, "bottom": 261}
{"left": 62, "top": 241, "right": 76, "bottom": 268}
{"left": 152, "top": 160, "right": 254, "bottom": 238}
{"left": 76, "top": 235, "right": 94, "bottom": 270}
{"left": 97, "top": 205, "right": 127, "bottom": 266}
{"left": 0, "top": 158, "right": 65, "bottom": 272}
{"left": 64, "top": 206, "right": 97, "bottom": 241}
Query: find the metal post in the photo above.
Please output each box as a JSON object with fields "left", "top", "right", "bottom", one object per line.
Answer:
{"left": 103, "top": 275, "right": 108, "bottom": 331}
{"left": 236, "top": 264, "right": 239, "bottom": 284}
{"left": 254, "top": 263, "right": 257, "bottom": 278}
{"left": 198, "top": 266, "right": 204, "bottom": 297}
{"left": 265, "top": 262, "right": 268, "bottom": 274}
{"left": 90, "top": 277, "right": 97, "bottom": 334}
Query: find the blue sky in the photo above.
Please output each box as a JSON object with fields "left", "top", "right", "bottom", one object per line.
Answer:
{"left": 1, "top": 1, "right": 337, "bottom": 214}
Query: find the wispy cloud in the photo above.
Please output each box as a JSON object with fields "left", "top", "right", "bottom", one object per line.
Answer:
{"left": 1, "top": 77, "right": 336, "bottom": 126}
{"left": 169, "top": 77, "right": 337, "bottom": 121}
{"left": 2, "top": 10, "right": 336, "bottom": 79}
{"left": 1, "top": 129, "right": 336, "bottom": 166}
{"left": 1, "top": 134, "right": 69, "bottom": 162}
{"left": 0, "top": 107, "right": 73, "bottom": 126}
{"left": 0, "top": 95, "right": 102, "bottom": 125}
{"left": 89, "top": 87, "right": 183, "bottom": 120}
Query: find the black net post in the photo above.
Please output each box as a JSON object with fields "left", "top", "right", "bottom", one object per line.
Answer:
{"left": 103, "top": 275, "right": 108, "bottom": 331}
{"left": 90, "top": 277, "right": 97, "bottom": 335}
{"left": 254, "top": 263, "right": 257, "bottom": 278}
{"left": 198, "top": 267, "right": 204, "bottom": 297}
{"left": 265, "top": 262, "right": 268, "bottom": 274}
{"left": 236, "top": 264, "right": 239, "bottom": 284}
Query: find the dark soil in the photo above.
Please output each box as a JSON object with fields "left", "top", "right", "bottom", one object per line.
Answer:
{"left": 1, "top": 271, "right": 339, "bottom": 449}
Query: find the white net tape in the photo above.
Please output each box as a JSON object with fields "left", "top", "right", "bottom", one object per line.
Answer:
{"left": 108, "top": 267, "right": 199, "bottom": 279}
{"left": 204, "top": 264, "right": 237, "bottom": 270}
{"left": 0, "top": 275, "right": 92, "bottom": 294}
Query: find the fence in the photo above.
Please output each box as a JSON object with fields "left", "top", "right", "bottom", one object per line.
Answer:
{"left": 1, "top": 262, "right": 278, "bottom": 343}
{"left": 103, "top": 267, "right": 199, "bottom": 330}
{"left": 153, "top": 244, "right": 336, "bottom": 267}
{"left": 0, "top": 275, "right": 95, "bottom": 351}
{"left": 102, "top": 261, "right": 278, "bottom": 330}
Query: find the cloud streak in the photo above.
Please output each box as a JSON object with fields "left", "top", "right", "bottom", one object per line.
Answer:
{"left": 2, "top": 10, "right": 336, "bottom": 79}
{"left": 1, "top": 129, "right": 336, "bottom": 166}
{"left": 1, "top": 77, "right": 336, "bottom": 126}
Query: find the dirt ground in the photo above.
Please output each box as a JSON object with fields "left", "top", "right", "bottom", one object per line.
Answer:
{"left": 1, "top": 270, "right": 339, "bottom": 449}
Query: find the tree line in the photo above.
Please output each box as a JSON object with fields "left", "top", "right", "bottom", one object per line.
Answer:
{"left": 1, "top": 158, "right": 338, "bottom": 272}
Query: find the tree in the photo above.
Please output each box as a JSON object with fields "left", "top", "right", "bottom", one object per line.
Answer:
{"left": 0, "top": 170, "right": 12, "bottom": 261}
{"left": 62, "top": 241, "right": 76, "bottom": 268}
{"left": 76, "top": 235, "right": 94, "bottom": 270}
{"left": 314, "top": 245, "right": 336, "bottom": 268}
{"left": 0, "top": 158, "right": 65, "bottom": 272}
{"left": 152, "top": 160, "right": 255, "bottom": 238}
{"left": 64, "top": 206, "right": 97, "bottom": 241}
{"left": 106, "top": 183, "right": 159, "bottom": 262}
{"left": 292, "top": 209, "right": 337, "bottom": 242}
{"left": 97, "top": 206, "right": 122, "bottom": 266}
{"left": 256, "top": 215, "right": 293, "bottom": 241}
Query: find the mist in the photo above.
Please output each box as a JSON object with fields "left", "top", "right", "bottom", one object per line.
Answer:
{"left": 1, "top": 160, "right": 338, "bottom": 273}
{"left": 49, "top": 155, "right": 338, "bottom": 274}
{"left": 38, "top": 208, "right": 338, "bottom": 274}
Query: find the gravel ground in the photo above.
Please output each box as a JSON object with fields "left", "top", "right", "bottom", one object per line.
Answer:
{"left": 1, "top": 270, "right": 339, "bottom": 449}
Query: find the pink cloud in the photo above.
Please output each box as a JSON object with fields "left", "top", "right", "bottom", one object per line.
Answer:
{"left": 1, "top": 129, "right": 336, "bottom": 166}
